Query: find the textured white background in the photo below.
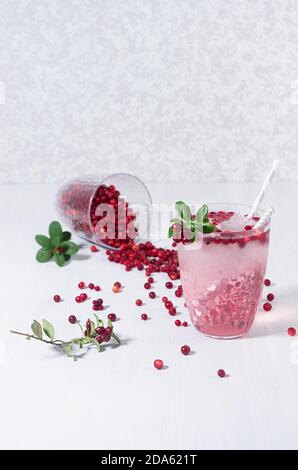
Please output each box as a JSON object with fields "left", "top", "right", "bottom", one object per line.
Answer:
{"left": 0, "top": 0, "right": 298, "bottom": 183}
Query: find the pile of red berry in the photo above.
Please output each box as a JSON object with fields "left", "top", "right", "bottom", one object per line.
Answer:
{"left": 92, "top": 298, "right": 104, "bottom": 311}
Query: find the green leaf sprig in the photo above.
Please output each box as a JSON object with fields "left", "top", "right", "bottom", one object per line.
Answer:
{"left": 35, "top": 221, "right": 79, "bottom": 267}
{"left": 168, "top": 201, "right": 215, "bottom": 243}
{"left": 10, "top": 314, "right": 120, "bottom": 360}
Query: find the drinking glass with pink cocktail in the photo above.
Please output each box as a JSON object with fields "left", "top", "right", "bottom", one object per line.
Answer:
{"left": 170, "top": 202, "right": 271, "bottom": 338}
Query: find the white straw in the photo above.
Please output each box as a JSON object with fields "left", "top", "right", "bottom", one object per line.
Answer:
{"left": 253, "top": 206, "right": 275, "bottom": 230}
{"left": 247, "top": 159, "right": 279, "bottom": 219}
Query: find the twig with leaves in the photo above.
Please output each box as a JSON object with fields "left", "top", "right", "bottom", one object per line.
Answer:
{"left": 10, "top": 315, "right": 120, "bottom": 359}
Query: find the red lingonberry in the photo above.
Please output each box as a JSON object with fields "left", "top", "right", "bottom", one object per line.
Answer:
{"left": 169, "top": 307, "right": 176, "bottom": 316}
{"left": 95, "top": 326, "right": 105, "bottom": 334}
{"left": 162, "top": 296, "right": 168, "bottom": 303}
{"left": 114, "top": 281, "right": 121, "bottom": 288}
{"left": 53, "top": 295, "right": 61, "bottom": 303}
{"left": 88, "top": 283, "right": 94, "bottom": 289}
{"left": 136, "top": 299, "right": 143, "bottom": 306}
{"left": 263, "top": 302, "right": 272, "bottom": 312}
{"left": 287, "top": 327, "right": 296, "bottom": 336}
{"left": 105, "top": 326, "right": 113, "bottom": 334}
{"left": 144, "top": 282, "right": 151, "bottom": 289}
{"left": 80, "top": 293, "right": 87, "bottom": 301}
{"left": 267, "top": 293, "right": 274, "bottom": 301}
{"left": 112, "top": 285, "right": 120, "bottom": 293}
{"left": 175, "top": 319, "right": 181, "bottom": 326}
{"left": 154, "top": 359, "right": 164, "bottom": 370}
{"left": 165, "top": 281, "right": 173, "bottom": 289}
{"left": 181, "top": 345, "right": 190, "bottom": 355}
{"left": 141, "top": 313, "right": 148, "bottom": 320}
{"left": 68, "top": 315, "right": 77, "bottom": 324}
{"left": 94, "top": 285, "right": 101, "bottom": 292}
{"left": 148, "top": 277, "right": 154, "bottom": 284}
{"left": 108, "top": 313, "right": 116, "bottom": 322}
{"left": 96, "top": 335, "right": 103, "bottom": 343}
{"left": 75, "top": 295, "right": 81, "bottom": 303}
{"left": 182, "top": 321, "right": 188, "bottom": 327}
{"left": 165, "top": 301, "right": 173, "bottom": 309}
{"left": 264, "top": 279, "right": 271, "bottom": 286}
{"left": 244, "top": 225, "right": 252, "bottom": 231}
{"left": 175, "top": 289, "right": 182, "bottom": 297}
{"left": 78, "top": 281, "right": 85, "bottom": 289}
{"left": 90, "top": 245, "right": 98, "bottom": 252}
{"left": 217, "top": 369, "right": 226, "bottom": 378}
{"left": 149, "top": 291, "right": 156, "bottom": 299}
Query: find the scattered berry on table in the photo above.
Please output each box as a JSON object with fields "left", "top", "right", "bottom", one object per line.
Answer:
{"left": 90, "top": 245, "right": 98, "bottom": 252}
{"left": 88, "top": 283, "right": 94, "bottom": 289}
{"left": 181, "top": 345, "right": 190, "bottom": 355}
{"left": 217, "top": 369, "right": 226, "bottom": 378}
{"left": 68, "top": 315, "right": 77, "bottom": 324}
{"left": 287, "top": 327, "right": 296, "bottom": 337}
{"left": 149, "top": 291, "right": 156, "bottom": 299}
{"left": 267, "top": 293, "right": 274, "bottom": 302}
{"left": 136, "top": 299, "right": 143, "bottom": 306}
{"left": 154, "top": 359, "right": 164, "bottom": 370}
{"left": 175, "top": 319, "right": 181, "bottom": 326}
{"left": 182, "top": 321, "right": 188, "bottom": 327}
{"left": 264, "top": 279, "right": 271, "bottom": 287}
{"left": 141, "top": 313, "right": 148, "bottom": 320}
{"left": 78, "top": 281, "right": 85, "bottom": 289}
{"left": 53, "top": 295, "right": 61, "bottom": 303}
{"left": 263, "top": 302, "right": 272, "bottom": 312}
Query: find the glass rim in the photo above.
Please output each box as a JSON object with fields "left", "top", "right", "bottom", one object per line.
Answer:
{"left": 86, "top": 172, "right": 153, "bottom": 249}
{"left": 204, "top": 202, "right": 271, "bottom": 238}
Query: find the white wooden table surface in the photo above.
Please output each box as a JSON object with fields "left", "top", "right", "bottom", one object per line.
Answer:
{"left": 0, "top": 182, "right": 297, "bottom": 450}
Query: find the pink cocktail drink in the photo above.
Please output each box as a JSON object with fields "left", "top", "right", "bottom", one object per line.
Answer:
{"left": 178, "top": 204, "right": 271, "bottom": 338}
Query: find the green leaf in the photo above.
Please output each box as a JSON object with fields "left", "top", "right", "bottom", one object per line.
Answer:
{"left": 112, "top": 332, "right": 121, "bottom": 345}
{"left": 54, "top": 253, "right": 65, "bottom": 267}
{"left": 64, "top": 254, "right": 71, "bottom": 262}
{"left": 203, "top": 223, "right": 215, "bottom": 234}
{"left": 90, "top": 320, "right": 96, "bottom": 336}
{"left": 42, "top": 319, "right": 55, "bottom": 340}
{"left": 49, "top": 221, "right": 63, "bottom": 242}
{"left": 168, "top": 226, "right": 174, "bottom": 238}
{"left": 52, "top": 236, "right": 61, "bottom": 248}
{"left": 62, "top": 231, "right": 71, "bottom": 241}
{"left": 175, "top": 201, "right": 192, "bottom": 223}
{"left": 93, "top": 314, "right": 103, "bottom": 327}
{"left": 35, "top": 235, "right": 52, "bottom": 249}
{"left": 108, "top": 318, "right": 113, "bottom": 329}
{"left": 36, "top": 247, "right": 53, "bottom": 263}
{"left": 170, "top": 217, "right": 182, "bottom": 224}
{"left": 31, "top": 320, "right": 42, "bottom": 339}
{"left": 64, "top": 241, "right": 79, "bottom": 256}
{"left": 196, "top": 204, "right": 209, "bottom": 223}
